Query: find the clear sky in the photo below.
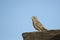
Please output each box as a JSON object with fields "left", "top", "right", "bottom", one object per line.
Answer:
{"left": 0, "top": 0, "right": 60, "bottom": 40}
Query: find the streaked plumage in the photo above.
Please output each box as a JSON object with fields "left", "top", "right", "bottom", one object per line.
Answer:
{"left": 32, "top": 16, "right": 47, "bottom": 31}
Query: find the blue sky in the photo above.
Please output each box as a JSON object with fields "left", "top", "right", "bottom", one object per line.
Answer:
{"left": 0, "top": 0, "right": 60, "bottom": 40}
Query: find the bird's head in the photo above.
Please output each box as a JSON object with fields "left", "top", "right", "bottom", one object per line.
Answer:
{"left": 32, "top": 16, "right": 37, "bottom": 21}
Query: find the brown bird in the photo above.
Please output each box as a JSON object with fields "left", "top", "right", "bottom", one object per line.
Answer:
{"left": 32, "top": 16, "right": 47, "bottom": 31}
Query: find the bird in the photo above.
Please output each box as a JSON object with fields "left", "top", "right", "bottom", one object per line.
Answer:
{"left": 32, "top": 16, "right": 47, "bottom": 31}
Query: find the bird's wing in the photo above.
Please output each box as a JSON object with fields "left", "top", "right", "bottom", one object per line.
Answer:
{"left": 35, "top": 19, "right": 47, "bottom": 31}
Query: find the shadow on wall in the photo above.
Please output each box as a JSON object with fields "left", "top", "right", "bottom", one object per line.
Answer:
{"left": 50, "top": 34, "right": 60, "bottom": 40}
